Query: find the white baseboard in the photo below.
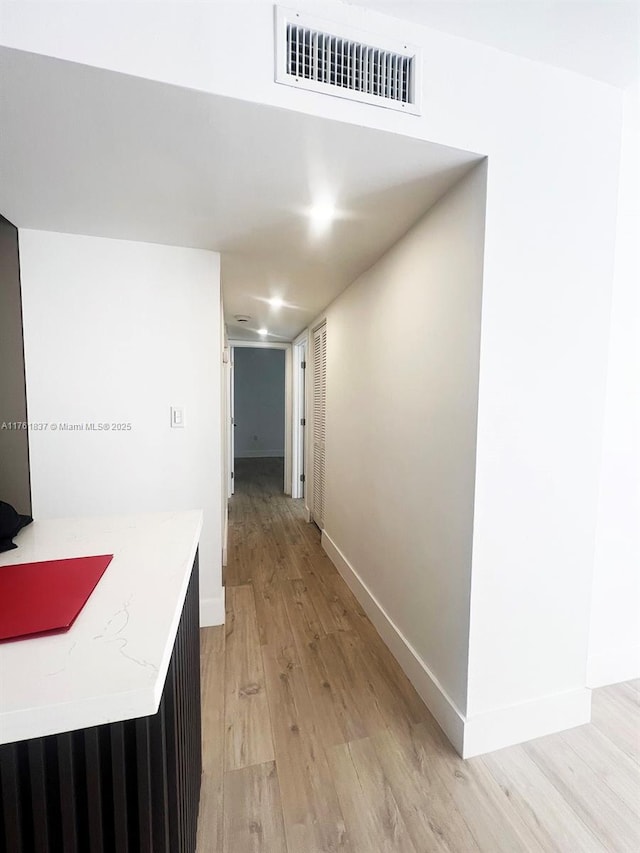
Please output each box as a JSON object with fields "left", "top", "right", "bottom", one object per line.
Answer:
{"left": 235, "top": 450, "right": 284, "bottom": 458}
{"left": 321, "top": 529, "right": 594, "bottom": 759}
{"left": 321, "top": 530, "right": 465, "bottom": 755}
{"left": 462, "top": 688, "right": 591, "bottom": 758}
{"left": 199, "top": 591, "right": 225, "bottom": 627}
{"left": 587, "top": 645, "right": 640, "bottom": 689}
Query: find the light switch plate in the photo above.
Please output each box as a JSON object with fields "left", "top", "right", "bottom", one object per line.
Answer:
{"left": 170, "top": 406, "right": 185, "bottom": 428}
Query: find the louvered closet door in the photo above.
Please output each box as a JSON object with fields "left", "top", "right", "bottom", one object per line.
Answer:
{"left": 312, "top": 322, "right": 327, "bottom": 529}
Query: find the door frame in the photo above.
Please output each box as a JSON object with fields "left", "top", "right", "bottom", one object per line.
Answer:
{"left": 228, "top": 339, "right": 293, "bottom": 495}
{"left": 226, "top": 345, "right": 234, "bottom": 497}
{"left": 291, "top": 330, "right": 308, "bottom": 500}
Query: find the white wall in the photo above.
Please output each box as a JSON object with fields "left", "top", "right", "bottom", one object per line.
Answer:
{"left": 321, "top": 163, "right": 487, "bottom": 724}
{"left": 588, "top": 83, "right": 640, "bottom": 688}
{"left": 18, "top": 230, "right": 224, "bottom": 626}
{"left": 1, "top": 0, "right": 626, "bottom": 753}
{"left": 233, "top": 347, "right": 286, "bottom": 458}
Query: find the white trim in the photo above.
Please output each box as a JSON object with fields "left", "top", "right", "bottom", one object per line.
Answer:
{"left": 229, "top": 340, "right": 292, "bottom": 495}
{"left": 462, "top": 689, "right": 591, "bottom": 759}
{"left": 226, "top": 346, "right": 234, "bottom": 498}
{"left": 222, "top": 503, "right": 228, "bottom": 567}
{"left": 293, "top": 329, "right": 310, "bottom": 346}
{"left": 284, "top": 347, "right": 293, "bottom": 495}
{"left": 229, "top": 340, "right": 290, "bottom": 350}
{"left": 321, "top": 529, "right": 465, "bottom": 754}
{"left": 322, "top": 529, "right": 593, "bottom": 759}
{"left": 235, "top": 450, "right": 285, "bottom": 458}
{"left": 292, "top": 332, "right": 308, "bottom": 499}
{"left": 200, "top": 591, "right": 226, "bottom": 627}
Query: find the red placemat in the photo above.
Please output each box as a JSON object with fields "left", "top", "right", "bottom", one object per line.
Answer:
{"left": 0, "top": 555, "right": 113, "bottom": 641}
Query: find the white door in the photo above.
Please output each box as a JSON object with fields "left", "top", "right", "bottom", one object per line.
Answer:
{"left": 229, "top": 348, "right": 235, "bottom": 496}
{"left": 311, "top": 322, "right": 327, "bottom": 529}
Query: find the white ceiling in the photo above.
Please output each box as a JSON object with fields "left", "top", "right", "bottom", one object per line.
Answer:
{"left": 348, "top": 0, "right": 640, "bottom": 89}
{"left": 0, "top": 47, "right": 480, "bottom": 341}
{"left": 4, "top": 2, "right": 633, "bottom": 342}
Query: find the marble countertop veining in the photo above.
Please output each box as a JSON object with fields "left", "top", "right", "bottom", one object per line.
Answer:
{"left": 0, "top": 510, "right": 203, "bottom": 745}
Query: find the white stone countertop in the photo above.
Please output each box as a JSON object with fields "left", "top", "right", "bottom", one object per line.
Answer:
{"left": 0, "top": 510, "right": 203, "bottom": 745}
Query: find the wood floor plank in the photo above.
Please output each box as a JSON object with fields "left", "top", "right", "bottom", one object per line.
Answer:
{"left": 224, "top": 585, "right": 275, "bottom": 771}
{"left": 252, "top": 573, "right": 296, "bottom": 651}
{"left": 262, "top": 642, "right": 352, "bottom": 853}
{"left": 327, "top": 737, "right": 417, "bottom": 853}
{"left": 257, "top": 524, "right": 303, "bottom": 582}
{"left": 524, "top": 735, "right": 640, "bottom": 852}
{"left": 292, "top": 564, "right": 348, "bottom": 636}
{"left": 340, "top": 604, "right": 430, "bottom": 726}
{"left": 227, "top": 518, "right": 260, "bottom": 586}
{"left": 396, "top": 722, "right": 548, "bottom": 853}
{"left": 272, "top": 504, "right": 310, "bottom": 559}
{"left": 591, "top": 685, "right": 640, "bottom": 765}
{"left": 322, "top": 630, "right": 391, "bottom": 738}
{"left": 482, "top": 744, "right": 608, "bottom": 852}
{"left": 299, "top": 553, "right": 355, "bottom": 633}
{"left": 283, "top": 578, "right": 326, "bottom": 648}
{"left": 338, "top": 628, "right": 425, "bottom": 737}
{"left": 208, "top": 458, "right": 640, "bottom": 853}
{"left": 324, "top": 566, "right": 368, "bottom": 620}
{"left": 297, "top": 633, "right": 371, "bottom": 748}
{"left": 223, "top": 761, "right": 287, "bottom": 853}
{"left": 370, "top": 726, "right": 481, "bottom": 852}
{"left": 612, "top": 681, "right": 640, "bottom": 706}
{"left": 559, "top": 723, "right": 640, "bottom": 814}
{"left": 196, "top": 626, "right": 226, "bottom": 853}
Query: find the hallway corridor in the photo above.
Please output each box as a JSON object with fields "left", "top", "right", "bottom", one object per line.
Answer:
{"left": 196, "top": 459, "right": 640, "bottom": 853}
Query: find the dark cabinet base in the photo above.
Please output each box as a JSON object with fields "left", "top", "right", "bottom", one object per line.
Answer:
{"left": 0, "top": 554, "right": 202, "bottom": 853}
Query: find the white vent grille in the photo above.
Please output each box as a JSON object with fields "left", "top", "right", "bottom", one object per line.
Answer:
{"left": 286, "top": 25, "right": 412, "bottom": 104}
{"left": 276, "top": 8, "right": 421, "bottom": 114}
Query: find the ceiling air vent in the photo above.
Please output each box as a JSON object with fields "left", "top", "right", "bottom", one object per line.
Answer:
{"left": 275, "top": 7, "right": 421, "bottom": 115}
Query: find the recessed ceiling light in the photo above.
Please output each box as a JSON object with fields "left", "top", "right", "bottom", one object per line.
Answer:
{"left": 308, "top": 200, "right": 336, "bottom": 230}
{"left": 258, "top": 328, "right": 268, "bottom": 336}
{"left": 268, "top": 297, "right": 284, "bottom": 308}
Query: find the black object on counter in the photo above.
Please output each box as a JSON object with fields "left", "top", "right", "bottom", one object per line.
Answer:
{"left": 0, "top": 501, "right": 32, "bottom": 553}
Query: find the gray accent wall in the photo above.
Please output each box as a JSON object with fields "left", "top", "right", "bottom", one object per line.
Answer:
{"left": 234, "top": 348, "right": 285, "bottom": 458}
{"left": 0, "top": 215, "right": 31, "bottom": 514}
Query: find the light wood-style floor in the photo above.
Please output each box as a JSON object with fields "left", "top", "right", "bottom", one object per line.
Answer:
{"left": 196, "top": 457, "right": 640, "bottom": 853}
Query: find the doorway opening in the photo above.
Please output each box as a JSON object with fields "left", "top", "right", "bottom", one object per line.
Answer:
{"left": 229, "top": 341, "right": 292, "bottom": 496}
